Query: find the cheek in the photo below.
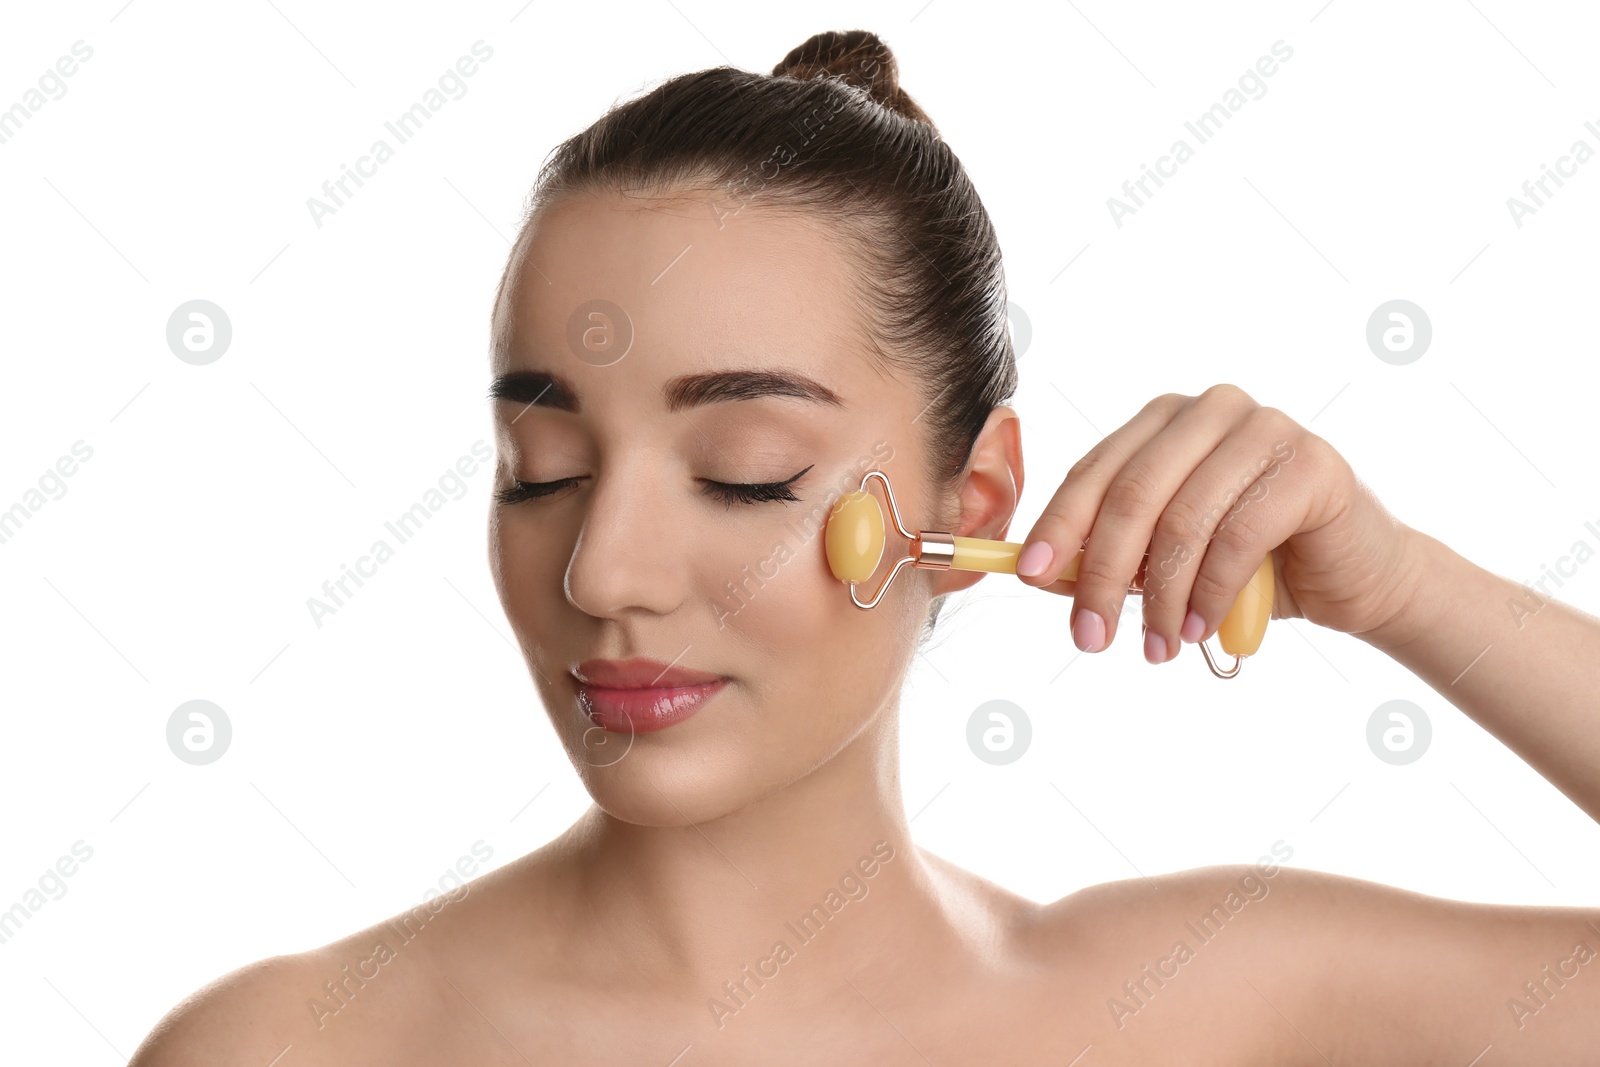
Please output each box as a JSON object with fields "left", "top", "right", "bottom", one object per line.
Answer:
{"left": 490, "top": 513, "right": 564, "bottom": 639}
{"left": 708, "top": 509, "right": 922, "bottom": 724}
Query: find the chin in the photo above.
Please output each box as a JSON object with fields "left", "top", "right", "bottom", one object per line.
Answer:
{"left": 539, "top": 711, "right": 735, "bottom": 829}
{"left": 572, "top": 754, "right": 766, "bottom": 827}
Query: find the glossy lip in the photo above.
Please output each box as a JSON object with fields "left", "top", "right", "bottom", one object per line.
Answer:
{"left": 572, "top": 657, "right": 731, "bottom": 734}
{"left": 576, "top": 678, "right": 729, "bottom": 734}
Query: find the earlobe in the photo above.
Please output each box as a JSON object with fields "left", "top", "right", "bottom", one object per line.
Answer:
{"left": 927, "top": 406, "right": 1023, "bottom": 599}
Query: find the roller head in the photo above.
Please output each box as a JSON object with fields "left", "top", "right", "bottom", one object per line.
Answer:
{"left": 1217, "top": 554, "right": 1275, "bottom": 657}
{"left": 825, "top": 490, "right": 886, "bottom": 583}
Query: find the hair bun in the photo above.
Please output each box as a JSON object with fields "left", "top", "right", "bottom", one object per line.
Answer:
{"left": 772, "top": 30, "right": 936, "bottom": 129}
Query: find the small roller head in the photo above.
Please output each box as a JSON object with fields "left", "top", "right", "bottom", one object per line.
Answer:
{"left": 825, "top": 490, "right": 886, "bottom": 583}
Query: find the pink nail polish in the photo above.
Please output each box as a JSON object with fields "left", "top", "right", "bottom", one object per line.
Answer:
{"left": 1181, "top": 609, "right": 1205, "bottom": 644}
{"left": 1017, "top": 540, "right": 1053, "bottom": 578}
{"left": 1073, "top": 609, "right": 1105, "bottom": 652}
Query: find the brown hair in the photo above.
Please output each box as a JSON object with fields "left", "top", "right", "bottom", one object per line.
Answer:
{"left": 494, "top": 29, "right": 1018, "bottom": 631}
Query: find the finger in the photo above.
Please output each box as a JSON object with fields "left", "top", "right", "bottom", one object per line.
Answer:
{"left": 1071, "top": 385, "right": 1258, "bottom": 654}
{"left": 1141, "top": 406, "right": 1300, "bottom": 658}
{"left": 1184, "top": 431, "right": 1333, "bottom": 641}
{"left": 1016, "top": 392, "right": 1186, "bottom": 593}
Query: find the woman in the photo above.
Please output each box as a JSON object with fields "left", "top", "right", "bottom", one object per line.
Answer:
{"left": 132, "top": 29, "right": 1600, "bottom": 1064}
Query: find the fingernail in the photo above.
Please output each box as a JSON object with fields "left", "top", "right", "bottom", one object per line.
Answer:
{"left": 1144, "top": 628, "right": 1167, "bottom": 664}
{"left": 1180, "top": 609, "right": 1205, "bottom": 644}
{"left": 1072, "top": 608, "right": 1105, "bottom": 652}
{"left": 1017, "top": 540, "right": 1053, "bottom": 578}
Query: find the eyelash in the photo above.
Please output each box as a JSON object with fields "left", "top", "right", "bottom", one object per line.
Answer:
{"left": 495, "top": 464, "right": 814, "bottom": 509}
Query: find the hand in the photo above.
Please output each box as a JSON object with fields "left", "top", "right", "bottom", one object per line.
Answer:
{"left": 1015, "top": 384, "right": 1426, "bottom": 662}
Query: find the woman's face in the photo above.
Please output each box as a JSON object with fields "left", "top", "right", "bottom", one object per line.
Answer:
{"left": 488, "top": 189, "right": 957, "bottom": 825}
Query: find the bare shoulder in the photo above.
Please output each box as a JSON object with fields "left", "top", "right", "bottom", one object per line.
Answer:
{"left": 127, "top": 903, "right": 483, "bottom": 1066}
{"left": 1039, "top": 857, "right": 1301, "bottom": 942}
{"left": 127, "top": 950, "right": 339, "bottom": 1067}
{"left": 1023, "top": 859, "right": 1316, "bottom": 1062}
{"left": 128, "top": 846, "right": 576, "bottom": 1067}
{"left": 1040, "top": 860, "right": 1600, "bottom": 1063}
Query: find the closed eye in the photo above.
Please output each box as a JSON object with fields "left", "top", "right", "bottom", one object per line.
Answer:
{"left": 494, "top": 465, "right": 814, "bottom": 508}
{"left": 493, "top": 477, "right": 581, "bottom": 506}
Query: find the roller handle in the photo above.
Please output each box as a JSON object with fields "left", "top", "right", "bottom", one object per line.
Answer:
{"left": 948, "top": 536, "right": 1273, "bottom": 657}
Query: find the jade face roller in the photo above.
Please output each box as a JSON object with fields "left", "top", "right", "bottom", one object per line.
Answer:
{"left": 823, "top": 469, "right": 1273, "bottom": 679}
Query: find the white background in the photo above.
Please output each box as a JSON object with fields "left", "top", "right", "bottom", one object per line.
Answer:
{"left": 2, "top": 0, "right": 1598, "bottom": 1059}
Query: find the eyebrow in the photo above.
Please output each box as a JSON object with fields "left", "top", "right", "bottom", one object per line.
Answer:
{"left": 488, "top": 367, "right": 845, "bottom": 414}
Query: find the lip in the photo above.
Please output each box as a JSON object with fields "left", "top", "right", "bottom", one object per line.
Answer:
{"left": 573, "top": 657, "right": 726, "bottom": 689}
{"left": 572, "top": 658, "right": 730, "bottom": 734}
{"left": 576, "top": 679, "right": 728, "bottom": 733}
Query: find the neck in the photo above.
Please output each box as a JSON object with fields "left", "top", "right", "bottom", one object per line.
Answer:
{"left": 551, "top": 701, "right": 954, "bottom": 994}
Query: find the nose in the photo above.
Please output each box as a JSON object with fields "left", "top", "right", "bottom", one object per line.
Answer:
{"left": 563, "top": 463, "right": 689, "bottom": 620}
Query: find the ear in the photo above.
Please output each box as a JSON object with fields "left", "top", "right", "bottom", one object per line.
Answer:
{"left": 927, "top": 405, "right": 1023, "bottom": 599}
